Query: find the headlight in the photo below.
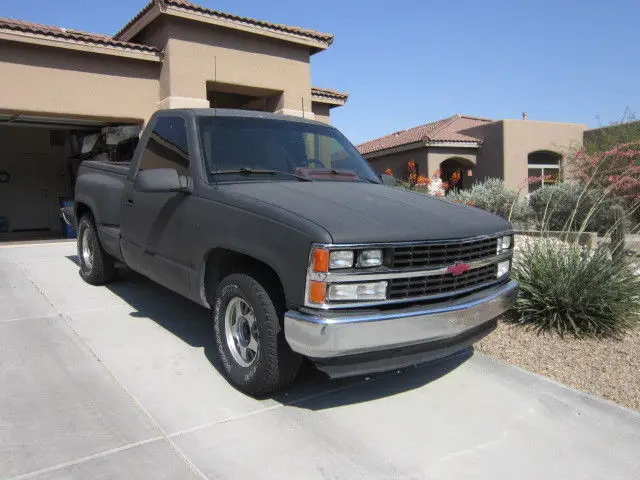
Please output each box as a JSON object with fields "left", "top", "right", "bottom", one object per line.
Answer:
{"left": 329, "top": 250, "right": 354, "bottom": 269}
{"left": 497, "top": 260, "right": 510, "bottom": 278}
{"left": 357, "top": 249, "right": 383, "bottom": 267}
{"left": 497, "top": 235, "right": 513, "bottom": 254}
{"left": 307, "top": 246, "right": 387, "bottom": 306}
{"left": 327, "top": 282, "right": 388, "bottom": 301}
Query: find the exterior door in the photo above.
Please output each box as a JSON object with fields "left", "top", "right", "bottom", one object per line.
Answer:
{"left": 120, "top": 116, "right": 194, "bottom": 297}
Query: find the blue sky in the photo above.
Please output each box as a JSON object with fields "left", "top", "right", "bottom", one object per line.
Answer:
{"left": 3, "top": 0, "right": 639, "bottom": 144}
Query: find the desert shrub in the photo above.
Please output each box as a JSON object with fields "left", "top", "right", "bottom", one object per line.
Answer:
{"left": 448, "top": 178, "right": 533, "bottom": 227}
{"left": 529, "top": 182, "right": 614, "bottom": 233}
{"left": 512, "top": 238, "right": 640, "bottom": 338}
{"left": 584, "top": 109, "right": 640, "bottom": 153}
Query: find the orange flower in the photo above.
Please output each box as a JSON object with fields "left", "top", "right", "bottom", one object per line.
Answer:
{"left": 465, "top": 200, "right": 476, "bottom": 206}
{"left": 384, "top": 167, "right": 393, "bottom": 176}
{"left": 408, "top": 172, "right": 417, "bottom": 183}
{"left": 450, "top": 171, "right": 461, "bottom": 184}
{"left": 416, "top": 175, "right": 430, "bottom": 185}
{"left": 441, "top": 181, "right": 450, "bottom": 190}
{"left": 407, "top": 160, "right": 417, "bottom": 173}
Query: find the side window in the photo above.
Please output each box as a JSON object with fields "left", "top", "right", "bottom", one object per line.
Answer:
{"left": 139, "top": 117, "right": 190, "bottom": 174}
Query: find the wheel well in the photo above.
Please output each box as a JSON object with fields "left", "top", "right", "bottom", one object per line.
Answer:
{"left": 204, "top": 248, "right": 286, "bottom": 312}
{"left": 76, "top": 202, "right": 92, "bottom": 222}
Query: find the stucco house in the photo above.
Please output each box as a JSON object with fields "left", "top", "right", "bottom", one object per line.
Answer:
{"left": 358, "top": 115, "right": 585, "bottom": 193}
{"left": 0, "top": 0, "right": 347, "bottom": 237}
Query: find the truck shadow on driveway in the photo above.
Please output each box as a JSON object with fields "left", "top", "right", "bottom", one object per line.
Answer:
{"left": 67, "top": 256, "right": 473, "bottom": 409}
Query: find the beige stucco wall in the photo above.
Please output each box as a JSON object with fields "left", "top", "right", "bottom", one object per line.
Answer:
{"left": 146, "top": 17, "right": 313, "bottom": 115}
{"left": 311, "top": 102, "right": 331, "bottom": 123}
{"left": 426, "top": 147, "right": 477, "bottom": 176}
{"left": 464, "top": 121, "right": 505, "bottom": 183}
{"left": 1, "top": 15, "right": 321, "bottom": 122}
{"left": 0, "top": 40, "right": 160, "bottom": 123}
{"left": 501, "top": 120, "right": 585, "bottom": 190}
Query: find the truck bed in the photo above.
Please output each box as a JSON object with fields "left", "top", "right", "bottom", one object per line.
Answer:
{"left": 75, "top": 160, "right": 130, "bottom": 228}
{"left": 71, "top": 160, "right": 132, "bottom": 261}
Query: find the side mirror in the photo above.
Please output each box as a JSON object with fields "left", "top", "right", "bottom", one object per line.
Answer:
{"left": 380, "top": 173, "right": 396, "bottom": 186}
{"left": 134, "top": 168, "right": 191, "bottom": 193}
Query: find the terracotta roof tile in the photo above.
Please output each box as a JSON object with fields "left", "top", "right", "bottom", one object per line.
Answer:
{"left": 311, "top": 87, "right": 348, "bottom": 101}
{"left": 0, "top": 17, "right": 160, "bottom": 53}
{"left": 113, "top": 1, "right": 155, "bottom": 39}
{"left": 115, "top": 0, "right": 333, "bottom": 44}
{"left": 357, "top": 115, "right": 492, "bottom": 155}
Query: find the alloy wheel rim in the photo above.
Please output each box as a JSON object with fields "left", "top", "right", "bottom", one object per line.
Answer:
{"left": 81, "top": 228, "right": 94, "bottom": 270}
{"left": 224, "top": 297, "right": 259, "bottom": 367}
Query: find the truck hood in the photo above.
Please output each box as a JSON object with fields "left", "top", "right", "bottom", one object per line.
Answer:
{"left": 223, "top": 182, "right": 512, "bottom": 243}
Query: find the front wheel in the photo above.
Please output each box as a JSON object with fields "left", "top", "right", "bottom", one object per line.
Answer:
{"left": 77, "top": 215, "right": 116, "bottom": 285}
{"left": 212, "top": 273, "right": 302, "bottom": 396}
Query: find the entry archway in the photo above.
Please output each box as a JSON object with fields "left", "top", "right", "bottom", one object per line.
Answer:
{"left": 439, "top": 157, "right": 475, "bottom": 191}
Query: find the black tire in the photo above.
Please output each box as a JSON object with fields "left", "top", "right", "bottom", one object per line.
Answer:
{"left": 213, "top": 273, "right": 302, "bottom": 396}
{"left": 77, "top": 215, "right": 116, "bottom": 285}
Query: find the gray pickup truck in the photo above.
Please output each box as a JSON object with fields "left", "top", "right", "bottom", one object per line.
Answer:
{"left": 63, "top": 108, "right": 518, "bottom": 396}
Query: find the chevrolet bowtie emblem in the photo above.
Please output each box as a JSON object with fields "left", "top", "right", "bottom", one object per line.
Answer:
{"left": 447, "top": 263, "right": 471, "bottom": 276}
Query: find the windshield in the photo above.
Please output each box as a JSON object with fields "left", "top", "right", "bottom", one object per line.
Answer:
{"left": 198, "top": 116, "right": 380, "bottom": 183}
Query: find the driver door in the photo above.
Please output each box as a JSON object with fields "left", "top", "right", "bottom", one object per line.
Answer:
{"left": 120, "top": 116, "right": 194, "bottom": 297}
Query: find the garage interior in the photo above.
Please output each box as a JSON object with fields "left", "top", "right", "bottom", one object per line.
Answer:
{"left": 0, "top": 114, "right": 140, "bottom": 241}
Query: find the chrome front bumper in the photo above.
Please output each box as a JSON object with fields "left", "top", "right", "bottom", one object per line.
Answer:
{"left": 284, "top": 280, "right": 518, "bottom": 361}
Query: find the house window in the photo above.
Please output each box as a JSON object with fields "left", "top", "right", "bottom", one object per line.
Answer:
{"left": 528, "top": 150, "right": 561, "bottom": 193}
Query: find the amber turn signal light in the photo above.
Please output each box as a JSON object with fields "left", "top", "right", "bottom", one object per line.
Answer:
{"left": 311, "top": 248, "right": 329, "bottom": 273}
{"left": 308, "top": 280, "right": 327, "bottom": 304}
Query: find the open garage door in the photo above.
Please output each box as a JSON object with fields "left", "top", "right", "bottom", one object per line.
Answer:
{"left": 0, "top": 114, "right": 139, "bottom": 240}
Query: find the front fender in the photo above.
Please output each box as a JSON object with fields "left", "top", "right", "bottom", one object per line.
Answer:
{"left": 193, "top": 219, "right": 317, "bottom": 309}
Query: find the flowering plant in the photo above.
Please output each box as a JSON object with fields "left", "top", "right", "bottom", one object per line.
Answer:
{"left": 399, "top": 163, "right": 457, "bottom": 196}
{"left": 567, "top": 142, "right": 640, "bottom": 202}
{"left": 416, "top": 175, "right": 430, "bottom": 186}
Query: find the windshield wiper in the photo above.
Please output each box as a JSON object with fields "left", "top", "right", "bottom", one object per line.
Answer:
{"left": 214, "top": 168, "right": 313, "bottom": 182}
{"left": 305, "top": 168, "right": 378, "bottom": 183}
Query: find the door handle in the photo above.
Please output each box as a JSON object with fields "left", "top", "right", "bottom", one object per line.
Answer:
{"left": 126, "top": 198, "right": 134, "bottom": 206}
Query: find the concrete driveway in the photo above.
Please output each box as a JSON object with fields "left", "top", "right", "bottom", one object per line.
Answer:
{"left": 1, "top": 242, "right": 639, "bottom": 480}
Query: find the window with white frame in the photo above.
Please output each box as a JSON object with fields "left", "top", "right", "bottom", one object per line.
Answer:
{"left": 527, "top": 150, "right": 562, "bottom": 192}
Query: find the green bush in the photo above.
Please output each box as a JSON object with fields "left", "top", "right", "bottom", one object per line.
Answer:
{"left": 448, "top": 178, "right": 533, "bottom": 227}
{"left": 529, "top": 182, "right": 614, "bottom": 233}
{"left": 513, "top": 238, "right": 640, "bottom": 338}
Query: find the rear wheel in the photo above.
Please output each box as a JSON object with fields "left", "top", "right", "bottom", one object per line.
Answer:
{"left": 212, "top": 273, "right": 302, "bottom": 396}
{"left": 77, "top": 215, "right": 116, "bottom": 285}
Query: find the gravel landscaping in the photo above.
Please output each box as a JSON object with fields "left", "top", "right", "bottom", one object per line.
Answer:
{"left": 477, "top": 315, "right": 640, "bottom": 411}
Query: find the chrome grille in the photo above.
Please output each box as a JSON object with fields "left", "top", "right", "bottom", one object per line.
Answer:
{"left": 388, "top": 264, "right": 498, "bottom": 300}
{"left": 390, "top": 237, "right": 498, "bottom": 268}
